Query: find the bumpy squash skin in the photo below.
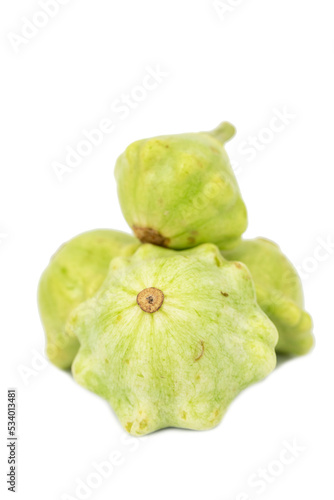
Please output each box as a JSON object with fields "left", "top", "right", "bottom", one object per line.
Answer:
{"left": 71, "top": 243, "right": 277, "bottom": 436}
{"left": 114, "top": 123, "right": 248, "bottom": 250}
{"left": 38, "top": 230, "right": 140, "bottom": 369}
{"left": 222, "top": 238, "right": 314, "bottom": 356}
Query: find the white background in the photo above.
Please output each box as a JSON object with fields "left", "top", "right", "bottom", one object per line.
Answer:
{"left": 1, "top": 1, "right": 333, "bottom": 499}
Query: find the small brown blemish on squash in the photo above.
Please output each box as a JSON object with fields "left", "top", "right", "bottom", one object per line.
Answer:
{"left": 154, "top": 140, "right": 169, "bottom": 149}
{"left": 195, "top": 340, "right": 205, "bottom": 361}
{"left": 133, "top": 226, "right": 170, "bottom": 247}
{"left": 234, "top": 262, "right": 242, "bottom": 269}
{"left": 221, "top": 291, "right": 229, "bottom": 297}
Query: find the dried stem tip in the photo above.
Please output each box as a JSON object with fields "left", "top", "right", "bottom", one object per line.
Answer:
{"left": 137, "top": 287, "right": 164, "bottom": 313}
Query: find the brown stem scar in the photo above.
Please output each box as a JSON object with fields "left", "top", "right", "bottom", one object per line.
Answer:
{"left": 195, "top": 340, "right": 204, "bottom": 361}
{"left": 137, "top": 287, "right": 164, "bottom": 313}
